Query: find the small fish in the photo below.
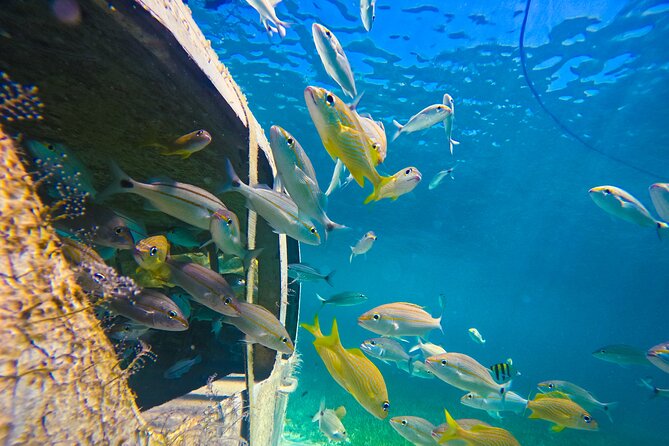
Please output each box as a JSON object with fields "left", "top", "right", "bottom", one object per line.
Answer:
{"left": 468, "top": 328, "right": 486, "bottom": 344}
{"left": 409, "top": 338, "right": 447, "bottom": 359}
{"left": 209, "top": 208, "right": 261, "bottom": 270}
{"left": 99, "top": 162, "right": 226, "bottom": 230}
{"left": 358, "top": 299, "right": 444, "bottom": 339}
{"left": 350, "top": 231, "right": 377, "bottom": 262}
{"left": 56, "top": 202, "right": 135, "bottom": 249}
{"left": 432, "top": 409, "right": 520, "bottom": 445}
{"left": 429, "top": 161, "right": 461, "bottom": 190}
{"left": 288, "top": 263, "right": 335, "bottom": 286}
{"left": 396, "top": 360, "right": 435, "bottom": 379}
{"left": 133, "top": 235, "right": 172, "bottom": 286}
{"left": 108, "top": 289, "right": 189, "bottom": 332}
{"left": 165, "top": 259, "right": 241, "bottom": 317}
{"left": 312, "top": 24, "right": 357, "bottom": 98}
{"left": 389, "top": 416, "right": 437, "bottom": 446}
{"left": 270, "top": 126, "right": 345, "bottom": 233}
{"left": 538, "top": 380, "right": 617, "bottom": 422}
{"left": 163, "top": 354, "right": 202, "bottom": 379}
{"left": 649, "top": 183, "right": 669, "bottom": 222}
{"left": 442, "top": 94, "right": 460, "bottom": 155}
{"left": 588, "top": 186, "right": 669, "bottom": 240}
{"left": 392, "top": 104, "right": 452, "bottom": 141}
{"left": 461, "top": 391, "right": 528, "bottom": 419}
{"left": 166, "top": 226, "right": 202, "bottom": 249}
{"left": 647, "top": 341, "right": 669, "bottom": 373}
{"left": 360, "top": 0, "right": 376, "bottom": 32}
{"left": 317, "top": 291, "right": 367, "bottom": 307}
{"left": 592, "top": 344, "right": 651, "bottom": 367}
{"left": 301, "top": 316, "right": 390, "bottom": 419}
{"left": 108, "top": 321, "right": 150, "bottom": 341}
{"left": 312, "top": 400, "right": 348, "bottom": 442}
{"left": 637, "top": 377, "right": 669, "bottom": 399}
{"left": 245, "top": 0, "right": 290, "bottom": 38}
{"left": 489, "top": 358, "right": 519, "bottom": 384}
{"left": 151, "top": 129, "right": 211, "bottom": 159}
{"left": 222, "top": 301, "right": 294, "bottom": 354}
{"left": 365, "top": 166, "right": 421, "bottom": 204}
{"left": 222, "top": 159, "right": 321, "bottom": 245}
{"left": 425, "top": 352, "right": 508, "bottom": 397}
{"left": 25, "top": 140, "right": 96, "bottom": 197}
{"left": 526, "top": 391, "right": 598, "bottom": 432}
{"left": 361, "top": 337, "right": 414, "bottom": 373}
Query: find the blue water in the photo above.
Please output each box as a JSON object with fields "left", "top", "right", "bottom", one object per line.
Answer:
{"left": 191, "top": 0, "right": 669, "bottom": 444}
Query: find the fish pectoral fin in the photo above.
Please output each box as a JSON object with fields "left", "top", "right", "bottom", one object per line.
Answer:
{"left": 550, "top": 424, "right": 566, "bottom": 433}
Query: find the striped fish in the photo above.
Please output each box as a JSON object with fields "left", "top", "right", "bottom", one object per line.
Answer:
{"left": 165, "top": 259, "right": 241, "bottom": 317}
{"left": 222, "top": 301, "right": 294, "bottom": 354}
{"left": 357, "top": 300, "right": 444, "bottom": 339}
{"left": 527, "top": 391, "right": 599, "bottom": 432}
{"left": 301, "top": 315, "right": 390, "bottom": 419}
{"left": 222, "top": 159, "right": 321, "bottom": 245}
{"left": 489, "top": 358, "right": 519, "bottom": 384}
{"left": 389, "top": 416, "right": 437, "bottom": 446}
{"left": 305, "top": 86, "right": 402, "bottom": 204}
{"left": 99, "top": 162, "right": 226, "bottom": 230}
{"left": 425, "top": 352, "right": 508, "bottom": 397}
{"left": 432, "top": 409, "right": 519, "bottom": 445}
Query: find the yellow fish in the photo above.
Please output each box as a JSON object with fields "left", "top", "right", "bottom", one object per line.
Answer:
{"left": 305, "top": 86, "right": 411, "bottom": 204}
{"left": 527, "top": 391, "right": 598, "bottom": 432}
{"left": 151, "top": 129, "right": 212, "bottom": 159}
{"left": 133, "top": 235, "right": 172, "bottom": 285}
{"left": 301, "top": 315, "right": 390, "bottom": 419}
{"left": 434, "top": 409, "right": 520, "bottom": 445}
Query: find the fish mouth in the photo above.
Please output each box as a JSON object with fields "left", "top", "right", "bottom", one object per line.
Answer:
{"left": 304, "top": 86, "right": 318, "bottom": 105}
{"left": 357, "top": 315, "right": 370, "bottom": 324}
{"left": 410, "top": 174, "right": 422, "bottom": 183}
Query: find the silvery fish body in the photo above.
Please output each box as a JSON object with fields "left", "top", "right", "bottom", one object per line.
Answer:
{"left": 425, "top": 353, "right": 508, "bottom": 397}
{"left": 317, "top": 291, "right": 367, "bottom": 307}
{"left": 649, "top": 183, "right": 669, "bottom": 222}
{"left": 223, "top": 160, "right": 321, "bottom": 245}
{"left": 222, "top": 301, "right": 294, "bottom": 354}
{"left": 165, "top": 259, "right": 241, "bottom": 317}
{"left": 312, "top": 23, "right": 357, "bottom": 98}
{"left": 312, "top": 400, "right": 348, "bottom": 442}
{"left": 397, "top": 360, "right": 434, "bottom": 379}
{"left": 350, "top": 231, "right": 376, "bottom": 262}
{"left": 592, "top": 344, "right": 651, "bottom": 366}
{"left": 538, "top": 381, "right": 617, "bottom": 420}
{"left": 245, "top": 0, "right": 289, "bottom": 38}
{"left": 461, "top": 391, "right": 528, "bottom": 417}
{"left": 358, "top": 301, "right": 442, "bottom": 338}
{"left": 389, "top": 416, "right": 436, "bottom": 446}
{"left": 108, "top": 289, "right": 189, "bottom": 331}
{"left": 288, "top": 263, "right": 335, "bottom": 286}
{"left": 443, "top": 93, "right": 460, "bottom": 155}
{"left": 360, "top": 337, "right": 412, "bottom": 365}
{"left": 392, "top": 104, "right": 452, "bottom": 141}
{"left": 100, "top": 162, "right": 225, "bottom": 230}
{"left": 209, "top": 208, "right": 260, "bottom": 268}
{"left": 163, "top": 354, "right": 202, "bottom": 379}
{"left": 409, "top": 339, "right": 447, "bottom": 358}
{"left": 360, "top": 0, "right": 376, "bottom": 32}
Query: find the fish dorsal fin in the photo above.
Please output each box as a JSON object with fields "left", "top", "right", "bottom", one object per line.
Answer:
{"left": 253, "top": 183, "right": 274, "bottom": 191}
{"left": 535, "top": 391, "right": 570, "bottom": 401}
{"left": 470, "top": 424, "right": 495, "bottom": 433}
{"left": 396, "top": 302, "right": 425, "bottom": 310}
{"left": 270, "top": 0, "right": 282, "bottom": 5}
{"left": 347, "top": 347, "right": 366, "bottom": 358}
{"left": 335, "top": 406, "right": 346, "bottom": 419}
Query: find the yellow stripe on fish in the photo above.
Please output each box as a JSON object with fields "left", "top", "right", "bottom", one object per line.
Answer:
{"left": 301, "top": 315, "right": 390, "bottom": 419}
{"left": 527, "top": 391, "right": 598, "bottom": 432}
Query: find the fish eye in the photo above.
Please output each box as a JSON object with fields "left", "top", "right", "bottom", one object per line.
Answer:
{"left": 226, "top": 218, "right": 233, "bottom": 226}
{"left": 224, "top": 297, "right": 232, "bottom": 305}
{"left": 372, "top": 313, "right": 380, "bottom": 320}
{"left": 281, "top": 337, "right": 289, "bottom": 343}
{"left": 47, "top": 144, "right": 56, "bottom": 151}
{"left": 401, "top": 419, "right": 407, "bottom": 426}
{"left": 467, "top": 394, "right": 473, "bottom": 399}
{"left": 93, "top": 272, "right": 106, "bottom": 283}
{"left": 310, "top": 227, "right": 317, "bottom": 234}
{"left": 196, "top": 130, "right": 203, "bottom": 136}
{"left": 548, "top": 383, "right": 554, "bottom": 389}
{"left": 325, "top": 30, "right": 332, "bottom": 37}
{"left": 114, "top": 227, "right": 124, "bottom": 234}
{"left": 325, "top": 93, "right": 335, "bottom": 106}
{"left": 168, "top": 310, "right": 177, "bottom": 318}
{"left": 604, "top": 189, "right": 611, "bottom": 195}
{"left": 441, "top": 359, "right": 447, "bottom": 366}
{"left": 404, "top": 168, "right": 411, "bottom": 175}
{"left": 149, "top": 246, "right": 158, "bottom": 256}
{"left": 583, "top": 415, "right": 591, "bottom": 423}
{"left": 382, "top": 401, "right": 390, "bottom": 411}
{"left": 370, "top": 340, "right": 376, "bottom": 345}
{"left": 286, "top": 137, "right": 294, "bottom": 146}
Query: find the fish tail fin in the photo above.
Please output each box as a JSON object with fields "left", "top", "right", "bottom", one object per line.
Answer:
{"left": 407, "top": 357, "right": 414, "bottom": 375}
{"left": 348, "top": 92, "right": 365, "bottom": 111}
{"left": 300, "top": 314, "right": 323, "bottom": 339}
{"left": 220, "top": 159, "right": 245, "bottom": 193}
{"left": 349, "top": 249, "right": 354, "bottom": 263}
{"left": 392, "top": 120, "right": 403, "bottom": 141}
{"left": 316, "top": 293, "right": 326, "bottom": 302}
{"left": 325, "top": 159, "right": 344, "bottom": 197}
{"left": 656, "top": 221, "right": 669, "bottom": 240}
{"left": 437, "top": 293, "right": 446, "bottom": 333}
{"left": 638, "top": 378, "right": 658, "bottom": 399}
{"left": 604, "top": 402, "right": 618, "bottom": 422}
{"left": 324, "top": 216, "right": 347, "bottom": 233}
{"left": 324, "top": 270, "right": 336, "bottom": 287}
{"left": 243, "top": 248, "right": 263, "bottom": 272}
{"left": 312, "top": 399, "right": 325, "bottom": 422}
{"left": 363, "top": 174, "right": 393, "bottom": 205}
{"left": 98, "top": 161, "right": 135, "bottom": 201}
{"left": 408, "top": 338, "right": 422, "bottom": 354}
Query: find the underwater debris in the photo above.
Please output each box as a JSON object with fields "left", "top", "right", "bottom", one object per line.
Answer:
{"left": 0, "top": 71, "right": 44, "bottom": 122}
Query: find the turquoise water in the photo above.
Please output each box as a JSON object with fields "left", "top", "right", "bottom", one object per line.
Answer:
{"left": 191, "top": 0, "right": 669, "bottom": 444}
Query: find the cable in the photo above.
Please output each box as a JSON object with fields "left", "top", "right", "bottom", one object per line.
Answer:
{"left": 519, "top": 0, "right": 663, "bottom": 180}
